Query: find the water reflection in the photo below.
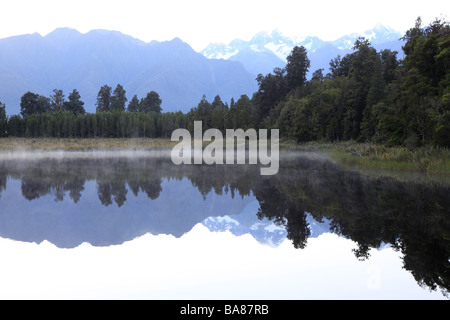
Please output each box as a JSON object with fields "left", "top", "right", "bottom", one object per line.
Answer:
{"left": 0, "top": 151, "right": 449, "bottom": 297}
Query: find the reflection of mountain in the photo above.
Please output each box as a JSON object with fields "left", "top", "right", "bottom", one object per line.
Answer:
{"left": 202, "top": 201, "right": 331, "bottom": 247}
{"left": 0, "top": 178, "right": 254, "bottom": 248}
{"left": 0, "top": 152, "right": 449, "bottom": 296}
{"left": 0, "top": 156, "right": 258, "bottom": 248}
{"left": 203, "top": 201, "right": 287, "bottom": 247}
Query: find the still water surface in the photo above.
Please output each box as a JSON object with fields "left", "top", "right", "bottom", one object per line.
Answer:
{"left": 0, "top": 151, "right": 448, "bottom": 299}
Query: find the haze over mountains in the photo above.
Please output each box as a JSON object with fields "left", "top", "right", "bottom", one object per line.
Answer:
{"left": 0, "top": 25, "right": 404, "bottom": 115}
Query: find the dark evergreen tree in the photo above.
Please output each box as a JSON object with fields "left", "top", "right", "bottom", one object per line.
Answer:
{"left": 96, "top": 85, "right": 112, "bottom": 113}
{"left": 110, "top": 84, "right": 127, "bottom": 112}
{"left": 64, "top": 89, "right": 85, "bottom": 115}
{"left": 0, "top": 101, "right": 7, "bottom": 137}
{"left": 140, "top": 91, "right": 162, "bottom": 113}
{"left": 285, "top": 46, "right": 310, "bottom": 91}
{"left": 127, "top": 94, "right": 140, "bottom": 112}
{"left": 20, "top": 92, "right": 50, "bottom": 118}
{"left": 50, "top": 89, "right": 65, "bottom": 113}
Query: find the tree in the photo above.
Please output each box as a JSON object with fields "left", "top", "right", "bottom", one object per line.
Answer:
{"left": 110, "top": 84, "right": 127, "bottom": 112}
{"left": 210, "top": 95, "right": 226, "bottom": 130}
{"left": 0, "top": 101, "right": 7, "bottom": 137}
{"left": 20, "top": 91, "right": 50, "bottom": 118}
{"left": 64, "top": 89, "right": 85, "bottom": 115}
{"left": 395, "top": 17, "right": 450, "bottom": 145}
{"left": 285, "top": 46, "right": 310, "bottom": 91}
{"left": 127, "top": 94, "right": 140, "bottom": 112}
{"left": 96, "top": 85, "right": 112, "bottom": 112}
{"left": 50, "top": 89, "right": 65, "bottom": 113}
{"left": 140, "top": 91, "right": 162, "bottom": 113}
{"left": 253, "top": 67, "right": 287, "bottom": 126}
{"left": 235, "top": 94, "right": 254, "bottom": 130}
{"left": 361, "top": 55, "right": 385, "bottom": 140}
{"left": 380, "top": 49, "right": 399, "bottom": 83}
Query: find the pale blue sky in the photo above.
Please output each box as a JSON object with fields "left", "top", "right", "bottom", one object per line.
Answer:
{"left": 0, "top": 0, "right": 448, "bottom": 51}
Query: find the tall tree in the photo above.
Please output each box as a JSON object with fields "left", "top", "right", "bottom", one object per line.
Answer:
{"left": 20, "top": 92, "right": 50, "bottom": 117}
{"left": 0, "top": 101, "right": 7, "bottom": 137}
{"left": 50, "top": 89, "right": 65, "bottom": 113}
{"left": 64, "top": 89, "right": 85, "bottom": 115}
{"left": 285, "top": 46, "right": 310, "bottom": 91}
{"left": 127, "top": 94, "right": 140, "bottom": 112}
{"left": 140, "top": 91, "right": 162, "bottom": 113}
{"left": 211, "top": 95, "right": 226, "bottom": 130}
{"left": 96, "top": 85, "right": 112, "bottom": 113}
{"left": 110, "top": 84, "right": 127, "bottom": 112}
{"left": 253, "top": 67, "right": 287, "bottom": 126}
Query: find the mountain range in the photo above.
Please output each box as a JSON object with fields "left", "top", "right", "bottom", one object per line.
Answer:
{"left": 201, "top": 24, "right": 405, "bottom": 78}
{"left": 0, "top": 28, "right": 258, "bottom": 115}
{"left": 0, "top": 25, "right": 405, "bottom": 115}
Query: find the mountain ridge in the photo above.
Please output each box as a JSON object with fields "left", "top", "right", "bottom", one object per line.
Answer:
{"left": 0, "top": 28, "right": 257, "bottom": 115}
{"left": 0, "top": 25, "right": 405, "bottom": 115}
{"left": 201, "top": 24, "right": 405, "bottom": 77}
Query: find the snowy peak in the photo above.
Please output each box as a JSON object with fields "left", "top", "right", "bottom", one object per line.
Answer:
{"left": 201, "top": 29, "right": 295, "bottom": 62}
{"left": 201, "top": 24, "right": 401, "bottom": 60}
{"left": 200, "top": 24, "right": 403, "bottom": 77}
{"left": 332, "top": 24, "right": 402, "bottom": 50}
{"left": 202, "top": 42, "right": 238, "bottom": 60}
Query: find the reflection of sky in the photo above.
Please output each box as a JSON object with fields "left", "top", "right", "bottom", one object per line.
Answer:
{"left": 0, "top": 225, "right": 446, "bottom": 300}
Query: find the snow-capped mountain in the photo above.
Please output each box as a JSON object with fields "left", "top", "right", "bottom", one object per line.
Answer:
{"left": 202, "top": 201, "right": 331, "bottom": 248}
{"left": 200, "top": 24, "right": 404, "bottom": 77}
{"left": 331, "top": 23, "right": 403, "bottom": 50}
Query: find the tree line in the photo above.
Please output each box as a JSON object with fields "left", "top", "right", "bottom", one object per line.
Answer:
{"left": 0, "top": 18, "right": 448, "bottom": 146}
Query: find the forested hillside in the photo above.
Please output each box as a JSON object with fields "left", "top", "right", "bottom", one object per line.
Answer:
{"left": 0, "top": 18, "right": 448, "bottom": 147}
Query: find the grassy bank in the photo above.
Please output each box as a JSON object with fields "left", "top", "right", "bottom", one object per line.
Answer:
{"left": 280, "top": 140, "right": 450, "bottom": 174}
{"left": 0, "top": 137, "right": 178, "bottom": 151}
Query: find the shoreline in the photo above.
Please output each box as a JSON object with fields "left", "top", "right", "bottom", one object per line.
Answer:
{"left": 1, "top": 137, "right": 449, "bottom": 175}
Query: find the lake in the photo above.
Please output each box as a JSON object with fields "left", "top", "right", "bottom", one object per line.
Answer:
{"left": 0, "top": 150, "right": 448, "bottom": 299}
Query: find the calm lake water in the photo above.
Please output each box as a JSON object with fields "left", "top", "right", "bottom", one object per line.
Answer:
{"left": 0, "top": 150, "right": 448, "bottom": 299}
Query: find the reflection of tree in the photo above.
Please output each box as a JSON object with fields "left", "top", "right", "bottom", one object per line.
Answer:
{"left": 0, "top": 154, "right": 449, "bottom": 296}
{"left": 21, "top": 177, "right": 52, "bottom": 201}
{"left": 253, "top": 157, "right": 450, "bottom": 296}
{"left": 97, "top": 181, "right": 128, "bottom": 207}
{"left": 129, "top": 179, "right": 162, "bottom": 200}
{"left": 65, "top": 177, "right": 85, "bottom": 203}
{"left": 255, "top": 181, "right": 310, "bottom": 249}
{"left": 0, "top": 173, "right": 5, "bottom": 199}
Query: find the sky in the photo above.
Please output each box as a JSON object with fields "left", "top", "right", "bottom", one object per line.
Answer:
{"left": 0, "top": 0, "right": 448, "bottom": 51}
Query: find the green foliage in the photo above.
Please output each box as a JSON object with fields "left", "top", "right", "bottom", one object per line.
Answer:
{"left": 285, "top": 46, "right": 310, "bottom": 90}
{"left": 0, "top": 101, "right": 7, "bottom": 137}
{"left": 50, "top": 89, "right": 65, "bottom": 113}
{"left": 110, "top": 84, "right": 127, "bottom": 112}
{"left": 140, "top": 91, "right": 162, "bottom": 113}
{"left": 64, "top": 89, "right": 85, "bottom": 115}
{"left": 20, "top": 91, "right": 51, "bottom": 117}
{"left": 96, "top": 85, "right": 112, "bottom": 112}
{"left": 253, "top": 67, "right": 287, "bottom": 126}
{"left": 127, "top": 94, "right": 140, "bottom": 112}
{"left": 268, "top": 18, "right": 449, "bottom": 147}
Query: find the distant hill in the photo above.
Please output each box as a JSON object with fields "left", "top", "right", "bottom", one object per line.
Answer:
{"left": 201, "top": 24, "right": 405, "bottom": 78}
{"left": 0, "top": 28, "right": 258, "bottom": 115}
